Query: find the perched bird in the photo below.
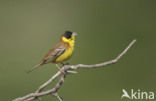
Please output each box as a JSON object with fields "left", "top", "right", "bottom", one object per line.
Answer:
{"left": 27, "top": 31, "right": 77, "bottom": 73}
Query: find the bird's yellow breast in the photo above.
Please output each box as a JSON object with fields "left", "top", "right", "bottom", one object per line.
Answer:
{"left": 55, "top": 36, "right": 75, "bottom": 63}
{"left": 55, "top": 46, "right": 74, "bottom": 63}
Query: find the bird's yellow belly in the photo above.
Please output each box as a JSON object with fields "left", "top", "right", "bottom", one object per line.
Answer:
{"left": 55, "top": 47, "right": 74, "bottom": 63}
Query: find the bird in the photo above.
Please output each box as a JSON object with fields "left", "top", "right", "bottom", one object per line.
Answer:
{"left": 27, "top": 31, "right": 77, "bottom": 73}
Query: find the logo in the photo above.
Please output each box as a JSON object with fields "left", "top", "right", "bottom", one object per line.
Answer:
{"left": 121, "top": 89, "right": 155, "bottom": 100}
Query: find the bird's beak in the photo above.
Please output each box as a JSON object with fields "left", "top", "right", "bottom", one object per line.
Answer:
{"left": 72, "top": 32, "right": 77, "bottom": 36}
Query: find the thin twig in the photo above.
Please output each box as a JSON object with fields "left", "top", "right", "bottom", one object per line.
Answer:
{"left": 52, "top": 93, "right": 63, "bottom": 101}
{"left": 12, "top": 39, "right": 136, "bottom": 101}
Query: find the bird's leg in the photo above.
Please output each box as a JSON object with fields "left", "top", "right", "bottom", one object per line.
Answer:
{"left": 55, "top": 64, "right": 65, "bottom": 74}
{"left": 61, "top": 63, "right": 65, "bottom": 66}
{"left": 61, "top": 62, "right": 69, "bottom": 66}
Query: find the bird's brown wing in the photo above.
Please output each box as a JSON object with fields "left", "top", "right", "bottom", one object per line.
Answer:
{"left": 41, "top": 42, "right": 66, "bottom": 64}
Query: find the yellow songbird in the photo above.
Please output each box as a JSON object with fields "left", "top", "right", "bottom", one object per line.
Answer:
{"left": 28, "top": 31, "right": 77, "bottom": 73}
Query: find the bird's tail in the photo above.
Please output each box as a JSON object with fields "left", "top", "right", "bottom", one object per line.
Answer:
{"left": 27, "top": 63, "right": 42, "bottom": 73}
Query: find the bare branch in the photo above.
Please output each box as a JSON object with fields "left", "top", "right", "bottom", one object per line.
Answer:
{"left": 12, "top": 39, "right": 136, "bottom": 101}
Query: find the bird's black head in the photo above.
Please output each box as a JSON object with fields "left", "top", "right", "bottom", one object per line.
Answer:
{"left": 62, "top": 31, "right": 73, "bottom": 39}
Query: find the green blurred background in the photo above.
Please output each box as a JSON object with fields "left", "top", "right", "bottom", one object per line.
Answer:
{"left": 0, "top": 0, "right": 156, "bottom": 101}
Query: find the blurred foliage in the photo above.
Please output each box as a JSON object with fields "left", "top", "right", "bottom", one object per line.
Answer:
{"left": 0, "top": 0, "right": 156, "bottom": 101}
